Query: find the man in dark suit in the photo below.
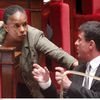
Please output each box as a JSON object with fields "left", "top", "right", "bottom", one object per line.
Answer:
{"left": 32, "top": 21, "right": 100, "bottom": 98}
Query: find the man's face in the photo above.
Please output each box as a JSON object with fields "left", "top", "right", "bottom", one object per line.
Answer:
{"left": 75, "top": 32, "right": 90, "bottom": 61}
{"left": 4, "top": 11, "right": 28, "bottom": 42}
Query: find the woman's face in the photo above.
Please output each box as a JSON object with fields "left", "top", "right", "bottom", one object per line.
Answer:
{"left": 4, "top": 11, "right": 28, "bottom": 42}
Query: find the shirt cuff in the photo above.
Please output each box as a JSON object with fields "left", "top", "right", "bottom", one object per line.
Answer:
{"left": 39, "top": 78, "right": 51, "bottom": 90}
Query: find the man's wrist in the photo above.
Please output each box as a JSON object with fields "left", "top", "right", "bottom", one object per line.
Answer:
{"left": 39, "top": 78, "right": 51, "bottom": 90}
{"left": 64, "top": 81, "right": 72, "bottom": 90}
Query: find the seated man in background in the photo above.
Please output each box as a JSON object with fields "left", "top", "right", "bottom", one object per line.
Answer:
{"left": 32, "top": 21, "right": 100, "bottom": 98}
{"left": 0, "top": 5, "right": 78, "bottom": 97}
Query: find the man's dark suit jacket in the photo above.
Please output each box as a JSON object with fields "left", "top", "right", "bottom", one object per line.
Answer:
{"left": 40, "top": 63, "right": 100, "bottom": 98}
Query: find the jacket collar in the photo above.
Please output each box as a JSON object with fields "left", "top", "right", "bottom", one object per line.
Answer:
{"left": 23, "top": 35, "right": 29, "bottom": 48}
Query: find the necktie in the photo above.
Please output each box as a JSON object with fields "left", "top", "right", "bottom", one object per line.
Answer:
{"left": 84, "top": 65, "right": 91, "bottom": 89}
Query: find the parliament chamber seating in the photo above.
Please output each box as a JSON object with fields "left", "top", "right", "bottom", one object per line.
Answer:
{"left": 0, "top": 9, "right": 31, "bottom": 98}
{"left": 42, "top": 0, "right": 70, "bottom": 53}
{"left": 81, "top": 0, "right": 100, "bottom": 14}
{"left": 41, "top": 0, "right": 70, "bottom": 90}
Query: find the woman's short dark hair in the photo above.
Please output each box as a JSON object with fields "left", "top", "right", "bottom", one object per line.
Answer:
{"left": 3, "top": 5, "right": 26, "bottom": 24}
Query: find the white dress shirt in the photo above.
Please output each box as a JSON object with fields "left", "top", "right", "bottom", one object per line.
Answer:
{"left": 39, "top": 77, "right": 51, "bottom": 90}
{"left": 82, "top": 56, "right": 100, "bottom": 89}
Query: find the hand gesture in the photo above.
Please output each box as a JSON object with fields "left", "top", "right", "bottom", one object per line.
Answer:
{"left": 32, "top": 64, "right": 50, "bottom": 83}
{"left": 55, "top": 67, "right": 72, "bottom": 89}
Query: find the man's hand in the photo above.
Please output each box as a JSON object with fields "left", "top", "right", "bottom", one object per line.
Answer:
{"left": 32, "top": 63, "right": 50, "bottom": 83}
{"left": 72, "top": 60, "right": 78, "bottom": 67}
{"left": 55, "top": 67, "right": 72, "bottom": 89}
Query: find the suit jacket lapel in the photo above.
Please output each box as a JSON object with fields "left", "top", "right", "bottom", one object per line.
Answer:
{"left": 79, "top": 64, "right": 87, "bottom": 85}
{"left": 72, "top": 63, "right": 87, "bottom": 86}
{"left": 91, "top": 64, "right": 100, "bottom": 87}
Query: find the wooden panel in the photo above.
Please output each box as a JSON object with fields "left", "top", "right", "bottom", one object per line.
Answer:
{"left": 30, "top": 0, "right": 43, "bottom": 29}
{"left": 30, "top": 0, "right": 43, "bottom": 9}
{"left": 31, "top": 11, "right": 42, "bottom": 29}
{"left": 0, "top": 64, "right": 2, "bottom": 97}
{"left": 0, "top": 0, "right": 29, "bottom": 8}
{"left": 0, "top": 46, "right": 21, "bottom": 98}
{"left": 0, "top": 0, "right": 43, "bottom": 29}
{"left": 2, "top": 65, "right": 14, "bottom": 97}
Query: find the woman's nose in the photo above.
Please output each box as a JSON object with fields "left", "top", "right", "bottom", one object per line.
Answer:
{"left": 19, "top": 25, "right": 25, "bottom": 32}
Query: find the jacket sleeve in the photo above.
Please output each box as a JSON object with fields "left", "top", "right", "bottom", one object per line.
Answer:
{"left": 66, "top": 81, "right": 100, "bottom": 98}
{"left": 35, "top": 32, "right": 76, "bottom": 69}
{"left": 65, "top": 64, "right": 100, "bottom": 98}
{"left": 40, "top": 83, "right": 59, "bottom": 98}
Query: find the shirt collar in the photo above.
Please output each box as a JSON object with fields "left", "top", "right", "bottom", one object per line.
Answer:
{"left": 89, "top": 56, "right": 100, "bottom": 70}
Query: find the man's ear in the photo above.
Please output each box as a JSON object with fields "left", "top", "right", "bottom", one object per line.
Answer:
{"left": 3, "top": 24, "right": 8, "bottom": 32}
{"left": 89, "top": 40, "right": 95, "bottom": 50}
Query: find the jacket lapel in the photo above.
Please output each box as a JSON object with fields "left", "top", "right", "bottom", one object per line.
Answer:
{"left": 72, "top": 63, "right": 87, "bottom": 86}
{"left": 79, "top": 64, "right": 87, "bottom": 85}
{"left": 91, "top": 64, "right": 100, "bottom": 87}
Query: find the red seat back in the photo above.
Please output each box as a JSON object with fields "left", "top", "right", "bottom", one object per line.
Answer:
{"left": 41, "top": 0, "right": 70, "bottom": 89}
{"left": 42, "top": 0, "right": 70, "bottom": 53}
{"left": 82, "top": 0, "right": 100, "bottom": 14}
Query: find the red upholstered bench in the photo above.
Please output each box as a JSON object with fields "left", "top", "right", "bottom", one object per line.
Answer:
{"left": 41, "top": 0, "right": 71, "bottom": 90}
{"left": 42, "top": 0, "right": 70, "bottom": 53}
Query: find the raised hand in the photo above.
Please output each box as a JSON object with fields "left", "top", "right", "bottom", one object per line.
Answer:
{"left": 55, "top": 67, "right": 72, "bottom": 89}
{"left": 32, "top": 63, "right": 50, "bottom": 83}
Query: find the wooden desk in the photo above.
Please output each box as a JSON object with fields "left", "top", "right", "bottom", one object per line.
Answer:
{"left": 0, "top": 46, "right": 21, "bottom": 98}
